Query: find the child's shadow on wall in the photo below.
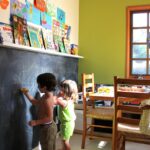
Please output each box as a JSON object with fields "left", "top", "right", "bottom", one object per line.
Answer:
{"left": 19, "top": 89, "right": 41, "bottom": 149}
{"left": 30, "top": 91, "right": 41, "bottom": 148}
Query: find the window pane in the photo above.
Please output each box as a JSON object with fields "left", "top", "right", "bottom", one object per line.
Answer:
{"left": 133, "top": 13, "right": 147, "bottom": 27}
{"left": 148, "top": 31, "right": 150, "bottom": 49}
{"left": 149, "top": 13, "right": 150, "bottom": 27}
{"left": 132, "top": 60, "right": 146, "bottom": 74}
{"left": 132, "top": 45, "right": 147, "bottom": 58}
{"left": 149, "top": 61, "right": 150, "bottom": 74}
{"left": 149, "top": 49, "right": 150, "bottom": 58}
{"left": 133, "top": 29, "right": 147, "bottom": 43}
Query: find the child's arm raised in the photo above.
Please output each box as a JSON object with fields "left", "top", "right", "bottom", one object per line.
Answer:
{"left": 20, "top": 88, "right": 39, "bottom": 105}
{"left": 54, "top": 97, "right": 67, "bottom": 108}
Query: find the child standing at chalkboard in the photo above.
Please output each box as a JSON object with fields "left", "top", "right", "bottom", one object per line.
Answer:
{"left": 21, "top": 73, "right": 57, "bottom": 150}
{"left": 55, "top": 80, "right": 78, "bottom": 150}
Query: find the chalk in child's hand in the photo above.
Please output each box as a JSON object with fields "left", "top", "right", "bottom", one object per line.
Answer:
{"left": 20, "top": 88, "right": 29, "bottom": 93}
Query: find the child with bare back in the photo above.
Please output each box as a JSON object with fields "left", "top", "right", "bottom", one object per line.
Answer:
{"left": 21, "top": 73, "right": 57, "bottom": 150}
{"left": 55, "top": 80, "right": 78, "bottom": 150}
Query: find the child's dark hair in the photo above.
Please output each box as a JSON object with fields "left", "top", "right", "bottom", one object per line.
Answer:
{"left": 60, "top": 80, "right": 78, "bottom": 101}
{"left": 37, "top": 73, "right": 56, "bottom": 91}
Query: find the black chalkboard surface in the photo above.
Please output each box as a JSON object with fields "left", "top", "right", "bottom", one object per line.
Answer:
{"left": 0, "top": 46, "right": 78, "bottom": 150}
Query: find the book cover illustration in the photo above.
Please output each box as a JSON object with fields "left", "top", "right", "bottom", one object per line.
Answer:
{"left": 10, "top": 0, "right": 27, "bottom": 19}
{"left": 62, "top": 37, "right": 70, "bottom": 54}
{"left": 58, "top": 38, "right": 66, "bottom": 53}
{"left": 41, "top": 12, "right": 52, "bottom": 29}
{"left": 27, "top": 25, "right": 44, "bottom": 49}
{"left": 53, "top": 34, "right": 59, "bottom": 52}
{"left": 42, "top": 28, "right": 55, "bottom": 50}
{"left": 12, "top": 15, "right": 30, "bottom": 46}
{"left": 63, "top": 24, "right": 71, "bottom": 53}
{"left": 64, "top": 25, "right": 71, "bottom": 40}
{"left": 58, "top": 23, "right": 66, "bottom": 53}
{"left": 26, "top": 2, "right": 40, "bottom": 25}
{"left": 52, "top": 20, "right": 60, "bottom": 52}
{"left": 0, "top": 22, "right": 14, "bottom": 44}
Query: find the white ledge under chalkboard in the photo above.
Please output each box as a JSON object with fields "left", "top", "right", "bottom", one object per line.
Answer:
{"left": 0, "top": 43, "right": 84, "bottom": 59}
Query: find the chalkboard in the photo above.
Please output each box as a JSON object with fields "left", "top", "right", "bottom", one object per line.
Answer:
{"left": 0, "top": 46, "right": 78, "bottom": 150}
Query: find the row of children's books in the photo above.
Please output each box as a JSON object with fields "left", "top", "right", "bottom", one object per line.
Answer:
{"left": 0, "top": 15, "right": 71, "bottom": 54}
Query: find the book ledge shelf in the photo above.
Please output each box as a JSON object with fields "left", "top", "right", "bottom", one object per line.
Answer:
{"left": 0, "top": 43, "right": 84, "bottom": 59}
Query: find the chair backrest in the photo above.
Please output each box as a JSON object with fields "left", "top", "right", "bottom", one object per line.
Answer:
{"left": 82, "top": 73, "right": 95, "bottom": 97}
{"left": 82, "top": 73, "right": 95, "bottom": 108}
{"left": 113, "top": 76, "right": 150, "bottom": 149}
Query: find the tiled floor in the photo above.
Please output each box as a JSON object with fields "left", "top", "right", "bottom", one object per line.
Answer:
{"left": 33, "top": 133, "right": 150, "bottom": 150}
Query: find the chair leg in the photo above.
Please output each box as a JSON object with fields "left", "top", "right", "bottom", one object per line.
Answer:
{"left": 81, "top": 116, "right": 87, "bottom": 149}
{"left": 117, "top": 132, "right": 125, "bottom": 150}
{"left": 89, "top": 118, "right": 94, "bottom": 140}
{"left": 81, "top": 128, "right": 86, "bottom": 149}
{"left": 89, "top": 102, "right": 95, "bottom": 140}
{"left": 112, "top": 128, "right": 118, "bottom": 150}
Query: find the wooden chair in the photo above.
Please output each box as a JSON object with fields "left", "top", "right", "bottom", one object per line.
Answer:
{"left": 81, "top": 73, "right": 114, "bottom": 149}
{"left": 112, "top": 76, "right": 150, "bottom": 150}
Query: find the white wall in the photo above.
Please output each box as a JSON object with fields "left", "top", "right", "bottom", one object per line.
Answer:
{"left": 51, "top": 0, "right": 79, "bottom": 44}
{"left": 0, "top": 0, "right": 79, "bottom": 44}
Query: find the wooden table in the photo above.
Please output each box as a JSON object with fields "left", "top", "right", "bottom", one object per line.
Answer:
{"left": 89, "top": 92, "right": 114, "bottom": 101}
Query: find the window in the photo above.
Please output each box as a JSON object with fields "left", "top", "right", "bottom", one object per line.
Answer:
{"left": 126, "top": 5, "right": 150, "bottom": 79}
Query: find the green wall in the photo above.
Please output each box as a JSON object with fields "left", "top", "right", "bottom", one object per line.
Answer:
{"left": 78, "top": 0, "right": 150, "bottom": 84}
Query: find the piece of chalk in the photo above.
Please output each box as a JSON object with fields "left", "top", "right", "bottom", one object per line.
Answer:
{"left": 20, "top": 88, "right": 29, "bottom": 93}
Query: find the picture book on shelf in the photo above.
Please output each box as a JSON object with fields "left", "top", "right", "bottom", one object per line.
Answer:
{"left": 62, "top": 24, "right": 71, "bottom": 53}
{"left": 53, "top": 34, "right": 59, "bottom": 51}
{"left": 0, "top": 22, "right": 14, "bottom": 44}
{"left": 52, "top": 20, "right": 60, "bottom": 52}
{"left": 63, "top": 37, "right": 70, "bottom": 54}
{"left": 12, "top": 15, "right": 30, "bottom": 46}
{"left": 42, "top": 28, "right": 55, "bottom": 50}
{"left": 64, "top": 24, "right": 71, "bottom": 40}
{"left": 58, "top": 39, "right": 66, "bottom": 53}
{"left": 27, "top": 24, "right": 44, "bottom": 49}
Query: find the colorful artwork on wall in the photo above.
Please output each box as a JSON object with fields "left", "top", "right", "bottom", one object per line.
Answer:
{"left": 10, "top": 0, "right": 27, "bottom": 19}
{"left": 57, "top": 8, "right": 65, "bottom": 24}
{"left": 0, "top": 0, "right": 9, "bottom": 9}
{"left": 0, "top": 0, "right": 10, "bottom": 23}
{"left": 34, "top": 0, "right": 46, "bottom": 12}
{"left": 41, "top": 12, "right": 52, "bottom": 29}
{"left": 26, "top": 2, "right": 40, "bottom": 25}
{"left": 0, "top": 0, "right": 74, "bottom": 54}
{"left": 46, "top": 2, "right": 56, "bottom": 17}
